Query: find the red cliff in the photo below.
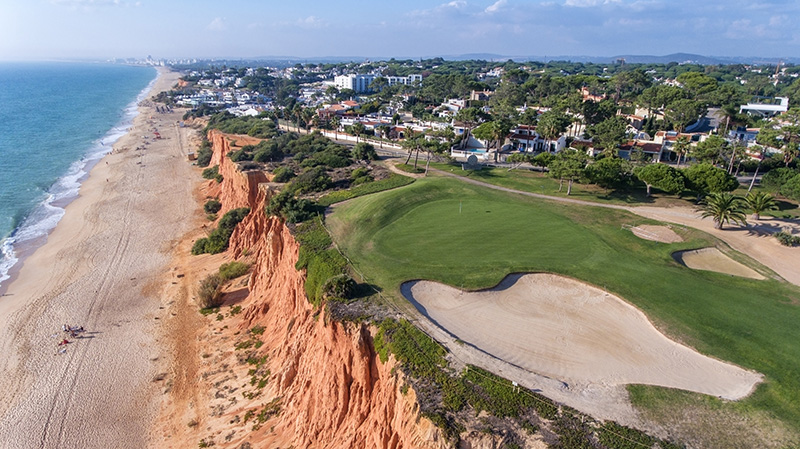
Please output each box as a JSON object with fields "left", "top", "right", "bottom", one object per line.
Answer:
{"left": 165, "top": 131, "right": 448, "bottom": 449}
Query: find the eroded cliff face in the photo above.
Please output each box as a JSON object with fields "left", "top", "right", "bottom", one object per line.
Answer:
{"left": 183, "top": 132, "right": 448, "bottom": 449}
{"left": 206, "top": 130, "right": 267, "bottom": 216}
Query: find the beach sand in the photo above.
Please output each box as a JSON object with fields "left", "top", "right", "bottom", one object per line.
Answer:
{"left": 0, "top": 68, "right": 200, "bottom": 449}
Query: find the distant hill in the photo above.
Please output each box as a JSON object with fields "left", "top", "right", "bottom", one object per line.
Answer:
{"left": 609, "top": 53, "right": 726, "bottom": 65}
{"left": 177, "top": 53, "right": 800, "bottom": 68}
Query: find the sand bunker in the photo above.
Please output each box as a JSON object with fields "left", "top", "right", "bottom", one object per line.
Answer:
{"left": 674, "top": 247, "right": 765, "bottom": 280}
{"left": 630, "top": 225, "right": 683, "bottom": 243}
{"left": 402, "top": 273, "right": 761, "bottom": 399}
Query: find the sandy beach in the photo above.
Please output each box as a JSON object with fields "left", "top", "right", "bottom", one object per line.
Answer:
{"left": 0, "top": 68, "right": 199, "bottom": 448}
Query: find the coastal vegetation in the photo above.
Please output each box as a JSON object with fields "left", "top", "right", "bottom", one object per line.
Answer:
{"left": 218, "top": 261, "right": 250, "bottom": 281}
{"left": 203, "top": 199, "right": 221, "bottom": 214}
{"left": 196, "top": 273, "right": 224, "bottom": 309}
{"left": 192, "top": 207, "right": 250, "bottom": 255}
{"left": 201, "top": 165, "right": 223, "bottom": 183}
{"left": 196, "top": 139, "right": 213, "bottom": 167}
{"left": 293, "top": 218, "right": 352, "bottom": 305}
{"left": 205, "top": 111, "right": 279, "bottom": 138}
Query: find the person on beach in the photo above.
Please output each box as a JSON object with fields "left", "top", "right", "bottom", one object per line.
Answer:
{"left": 58, "top": 339, "right": 70, "bottom": 346}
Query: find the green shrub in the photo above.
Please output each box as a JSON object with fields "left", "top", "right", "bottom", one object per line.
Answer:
{"left": 350, "top": 167, "right": 374, "bottom": 186}
{"left": 775, "top": 231, "right": 800, "bottom": 247}
{"left": 289, "top": 166, "right": 332, "bottom": 194}
{"left": 597, "top": 422, "right": 657, "bottom": 449}
{"left": 191, "top": 238, "right": 209, "bottom": 255}
{"left": 294, "top": 219, "right": 348, "bottom": 305}
{"left": 218, "top": 207, "right": 250, "bottom": 229}
{"left": 299, "top": 146, "right": 351, "bottom": 168}
{"left": 205, "top": 112, "right": 278, "bottom": 138}
{"left": 780, "top": 173, "right": 800, "bottom": 201}
{"left": 196, "top": 273, "right": 223, "bottom": 309}
{"left": 196, "top": 150, "right": 213, "bottom": 168}
{"left": 192, "top": 208, "right": 251, "bottom": 255}
{"left": 202, "top": 165, "right": 220, "bottom": 180}
{"left": 230, "top": 147, "right": 254, "bottom": 162}
{"left": 317, "top": 174, "right": 415, "bottom": 207}
{"left": 239, "top": 162, "right": 261, "bottom": 171}
{"left": 321, "top": 274, "right": 357, "bottom": 300}
{"left": 272, "top": 166, "right": 295, "bottom": 183}
{"left": 219, "top": 261, "right": 250, "bottom": 280}
{"left": 351, "top": 167, "right": 370, "bottom": 179}
{"left": 265, "top": 191, "right": 316, "bottom": 223}
{"left": 762, "top": 167, "right": 799, "bottom": 193}
{"left": 196, "top": 140, "right": 213, "bottom": 167}
{"left": 352, "top": 142, "right": 378, "bottom": 161}
{"left": 204, "top": 199, "right": 222, "bottom": 214}
{"left": 462, "top": 366, "right": 542, "bottom": 419}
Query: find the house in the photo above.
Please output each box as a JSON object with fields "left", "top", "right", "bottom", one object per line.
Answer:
{"left": 740, "top": 97, "right": 789, "bottom": 118}
{"left": 470, "top": 90, "right": 493, "bottom": 102}
{"left": 570, "top": 139, "right": 596, "bottom": 156}
{"left": 507, "top": 125, "right": 567, "bottom": 153}
{"left": 728, "top": 127, "right": 760, "bottom": 144}
{"left": 618, "top": 141, "right": 666, "bottom": 162}
{"left": 580, "top": 86, "right": 607, "bottom": 103}
{"left": 619, "top": 113, "right": 644, "bottom": 130}
{"left": 450, "top": 134, "right": 489, "bottom": 161}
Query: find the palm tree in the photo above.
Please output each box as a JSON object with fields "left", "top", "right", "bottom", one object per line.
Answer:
{"left": 744, "top": 191, "right": 778, "bottom": 220}
{"left": 698, "top": 192, "right": 748, "bottom": 229}
{"left": 301, "top": 108, "right": 315, "bottom": 133}
{"left": 673, "top": 136, "right": 690, "bottom": 166}
{"left": 330, "top": 116, "right": 341, "bottom": 139}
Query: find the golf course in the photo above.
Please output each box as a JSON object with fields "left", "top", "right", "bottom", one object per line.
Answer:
{"left": 327, "top": 175, "right": 800, "bottom": 445}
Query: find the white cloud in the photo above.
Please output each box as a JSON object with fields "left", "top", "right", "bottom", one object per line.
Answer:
{"left": 297, "top": 16, "right": 326, "bottom": 28}
{"left": 206, "top": 17, "right": 227, "bottom": 31}
{"left": 485, "top": 0, "right": 507, "bottom": 13}
{"left": 564, "top": 0, "right": 621, "bottom": 6}
{"left": 409, "top": 0, "right": 467, "bottom": 18}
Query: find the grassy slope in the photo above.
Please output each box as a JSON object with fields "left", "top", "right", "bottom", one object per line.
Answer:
{"left": 328, "top": 176, "right": 800, "bottom": 437}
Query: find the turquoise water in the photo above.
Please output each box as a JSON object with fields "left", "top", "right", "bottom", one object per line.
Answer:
{"left": 0, "top": 62, "right": 156, "bottom": 287}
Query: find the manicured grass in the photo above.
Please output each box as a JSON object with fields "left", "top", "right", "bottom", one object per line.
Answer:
{"left": 394, "top": 163, "right": 425, "bottom": 174}
{"left": 429, "top": 161, "right": 691, "bottom": 207}
{"left": 328, "top": 176, "right": 800, "bottom": 439}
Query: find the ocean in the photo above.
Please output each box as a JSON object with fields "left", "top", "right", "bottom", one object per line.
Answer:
{"left": 0, "top": 62, "right": 156, "bottom": 288}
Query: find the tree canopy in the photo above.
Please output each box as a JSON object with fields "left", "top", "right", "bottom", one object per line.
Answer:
{"left": 634, "top": 163, "right": 685, "bottom": 196}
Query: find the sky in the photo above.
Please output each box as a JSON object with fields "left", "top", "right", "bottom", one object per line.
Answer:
{"left": 1, "top": 0, "right": 798, "bottom": 61}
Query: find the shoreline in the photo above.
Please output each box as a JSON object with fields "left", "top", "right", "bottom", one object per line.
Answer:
{"left": 0, "top": 67, "right": 200, "bottom": 448}
{"left": 0, "top": 70, "right": 158, "bottom": 296}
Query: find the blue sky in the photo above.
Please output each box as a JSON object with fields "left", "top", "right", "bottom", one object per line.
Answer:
{"left": 1, "top": 0, "right": 798, "bottom": 60}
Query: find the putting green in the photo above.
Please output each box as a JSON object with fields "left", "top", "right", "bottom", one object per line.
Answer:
{"left": 328, "top": 177, "right": 800, "bottom": 433}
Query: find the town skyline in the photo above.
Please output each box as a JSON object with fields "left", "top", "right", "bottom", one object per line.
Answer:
{"left": 1, "top": 0, "right": 798, "bottom": 62}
